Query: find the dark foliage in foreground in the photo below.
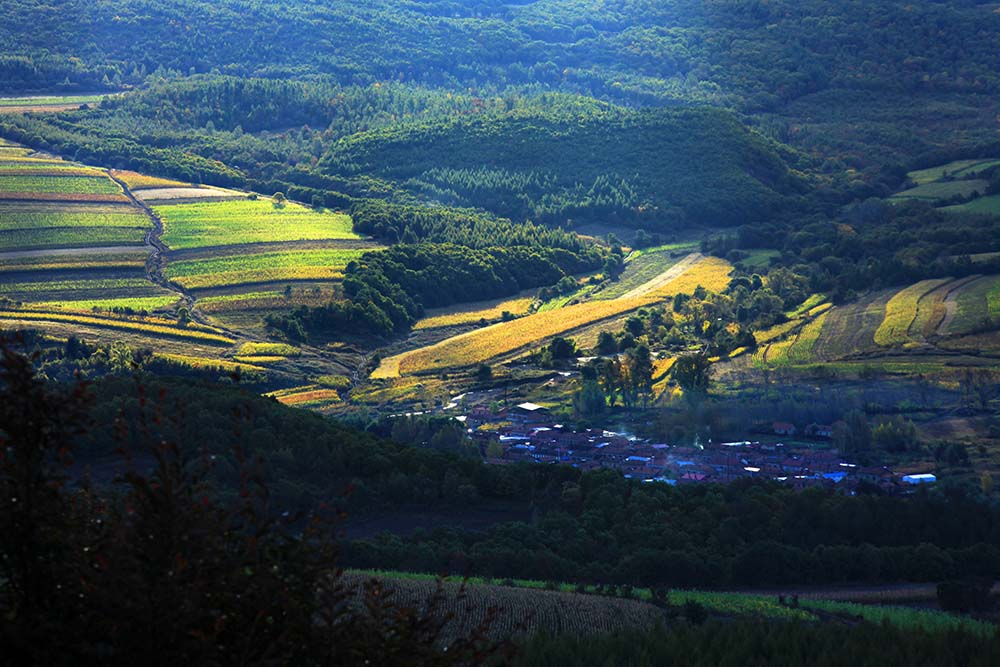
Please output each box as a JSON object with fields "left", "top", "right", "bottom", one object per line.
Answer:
{"left": 0, "top": 340, "right": 504, "bottom": 665}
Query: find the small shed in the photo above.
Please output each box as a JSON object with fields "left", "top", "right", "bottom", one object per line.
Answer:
{"left": 902, "top": 473, "right": 936, "bottom": 485}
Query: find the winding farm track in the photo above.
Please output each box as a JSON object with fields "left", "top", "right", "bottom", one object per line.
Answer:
{"left": 617, "top": 251, "right": 703, "bottom": 300}
{"left": 106, "top": 169, "right": 239, "bottom": 337}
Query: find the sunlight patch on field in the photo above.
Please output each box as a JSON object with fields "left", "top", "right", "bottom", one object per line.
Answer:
{"left": 376, "top": 255, "right": 732, "bottom": 376}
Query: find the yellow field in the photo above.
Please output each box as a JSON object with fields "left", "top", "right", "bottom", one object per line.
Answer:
{"left": 110, "top": 170, "right": 191, "bottom": 190}
{"left": 785, "top": 310, "right": 830, "bottom": 363}
{"left": 273, "top": 388, "right": 342, "bottom": 407}
{"left": 651, "top": 356, "right": 677, "bottom": 382}
{"left": 237, "top": 342, "right": 300, "bottom": 357}
{"left": 233, "top": 355, "right": 286, "bottom": 364}
{"left": 171, "top": 267, "right": 344, "bottom": 290}
{"left": 643, "top": 255, "right": 733, "bottom": 298}
{"left": 413, "top": 296, "right": 535, "bottom": 330}
{"left": 875, "top": 279, "right": 951, "bottom": 347}
{"left": 754, "top": 318, "right": 804, "bottom": 345}
{"left": 386, "top": 297, "right": 653, "bottom": 375}
{"left": 0, "top": 310, "right": 234, "bottom": 345}
{"left": 156, "top": 353, "right": 266, "bottom": 373}
{"left": 376, "top": 255, "right": 733, "bottom": 376}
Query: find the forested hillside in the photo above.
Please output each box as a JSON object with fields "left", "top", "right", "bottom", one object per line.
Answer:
{"left": 322, "top": 107, "right": 804, "bottom": 228}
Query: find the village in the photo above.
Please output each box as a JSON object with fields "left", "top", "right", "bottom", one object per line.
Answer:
{"left": 456, "top": 401, "right": 937, "bottom": 493}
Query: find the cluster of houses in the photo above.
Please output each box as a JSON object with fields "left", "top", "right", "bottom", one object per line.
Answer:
{"left": 460, "top": 403, "right": 935, "bottom": 493}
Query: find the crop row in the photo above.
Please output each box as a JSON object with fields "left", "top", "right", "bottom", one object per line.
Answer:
{"left": 340, "top": 573, "right": 662, "bottom": 641}
{"left": 0, "top": 174, "right": 122, "bottom": 195}
{"left": 155, "top": 353, "right": 266, "bottom": 373}
{"left": 238, "top": 342, "right": 300, "bottom": 357}
{"left": 109, "top": 169, "right": 191, "bottom": 190}
{"left": 0, "top": 311, "right": 234, "bottom": 345}
{"left": 875, "top": 278, "right": 951, "bottom": 347}
{"left": 33, "top": 295, "right": 181, "bottom": 313}
{"left": 0, "top": 277, "right": 154, "bottom": 296}
{"left": 0, "top": 226, "right": 147, "bottom": 250}
{"left": 273, "top": 388, "right": 343, "bottom": 408}
{"left": 0, "top": 166, "right": 101, "bottom": 177}
{"left": 173, "top": 267, "right": 345, "bottom": 290}
{"left": 195, "top": 289, "right": 334, "bottom": 313}
{"left": 0, "top": 203, "right": 148, "bottom": 229}
{"left": 166, "top": 248, "right": 363, "bottom": 278}
{"left": 154, "top": 199, "right": 358, "bottom": 249}
{"left": 0, "top": 191, "right": 129, "bottom": 203}
{"left": 0, "top": 250, "right": 148, "bottom": 274}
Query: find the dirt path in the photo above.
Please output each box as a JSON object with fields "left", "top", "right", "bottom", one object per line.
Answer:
{"left": 618, "top": 252, "right": 702, "bottom": 300}
{"left": 106, "top": 170, "right": 236, "bottom": 336}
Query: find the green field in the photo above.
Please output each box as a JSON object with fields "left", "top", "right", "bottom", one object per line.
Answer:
{"left": 0, "top": 203, "right": 149, "bottom": 230}
{"left": 890, "top": 179, "right": 989, "bottom": 202}
{"left": 942, "top": 194, "right": 1000, "bottom": 215}
{"left": 597, "top": 244, "right": 688, "bottom": 300}
{"left": 0, "top": 226, "right": 146, "bottom": 250}
{"left": 34, "top": 295, "right": 181, "bottom": 312}
{"left": 0, "top": 250, "right": 149, "bottom": 273}
{"left": 946, "top": 275, "right": 1000, "bottom": 334}
{"left": 0, "top": 277, "right": 155, "bottom": 299}
{"left": 0, "top": 174, "right": 121, "bottom": 195}
{"left": 154, "top": 199, "right": 357, "bottom": 249}
{"left": 165, "top": 248, "right": 363, "bottom": 279}
{"left": 906, "top": 159, "right": 999, "bottom": 185}
{"left": 0, "top": 95, "right": 104, "bottom": 107}
{"left": 0, "top": 162, "right": 100, "bottom": 174}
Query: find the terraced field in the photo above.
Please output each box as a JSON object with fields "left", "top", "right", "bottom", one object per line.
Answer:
{"left": 945, "top": 275, "right": 1000, "bottom": 334}
{"left": 811, "top": 291, "right": 892, "bottom": 360}
{"left": 109, "top": 170, "right": 192, "bottom": 190}
{"left": 153, "top": 199, "right": 357, "bottom": 249}
{"left": 874, "top": 278, "right": 951, "bottom": 347}
{"left": 164, "top": 248, "right": 362, "bottom": 290}
{"left": 0, "top": 173, "right": 124, "bottom": 196}
{"left": 414, "top": 295, "right": 536, "bottom": 330}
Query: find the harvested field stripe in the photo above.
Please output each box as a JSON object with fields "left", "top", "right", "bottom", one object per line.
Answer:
{"left": 156, "top": 353, "right": 266, "bottom": 373}
{"left": 910, "top": 275, "right": 979, "bottom": 339}
{"left": 875, "top": 279, "right": 951, "bottom": 347}
{"left": 0, "top": 311, "right": 234, "bottom": 344}
{"left": 414, "top": 296, "right": 535, "bottom": 329}
{"left": 786, "top": 310, "right": 830, "bottom": 363}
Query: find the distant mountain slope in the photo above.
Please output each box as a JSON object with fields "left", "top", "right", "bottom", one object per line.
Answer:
{"left": 322, "top": 107, "right": 805, "bottom": 229}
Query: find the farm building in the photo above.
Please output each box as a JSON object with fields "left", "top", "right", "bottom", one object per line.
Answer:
{"left": 902, "top": 473, "right": 937, "bottom": 485}
{"left": 510, "top": 402, "right": 552, "bottom": 422}
{"left": 772, "top": 421, "right": 797, "bottom": 436}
